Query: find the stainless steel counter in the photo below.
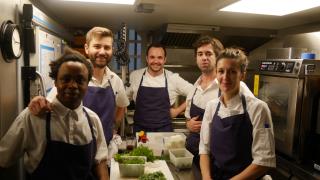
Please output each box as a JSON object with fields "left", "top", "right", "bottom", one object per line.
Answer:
{"left": 167, "top": 162, "right": 199, "bottom": 180}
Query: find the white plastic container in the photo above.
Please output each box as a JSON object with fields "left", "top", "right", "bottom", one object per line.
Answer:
{"left": 164, "top": 135, "right": 186, "bottom": 149}
{"left": 169, "top": 148, "right": 194, "bottom": 169}
{"left": 163, "top": 134, "right": 186, "bottom": 155}
{"left": 118, "top": 156, "right": 146, "bottom": 177}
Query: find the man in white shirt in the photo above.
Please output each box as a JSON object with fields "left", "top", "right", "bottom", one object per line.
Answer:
{"left": 0, "top": 48, "right": 109, "bottom": 180}
{"left": 29, "top": 27, "right": 129, "bottom": 144}
{"left": 126, "top": 43, "right": 193, "bottom": 133}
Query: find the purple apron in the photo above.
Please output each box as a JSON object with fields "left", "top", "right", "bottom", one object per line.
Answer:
{"left": 185, "top": 89, "right": 204, "bottom": 180}
{"left": 186, "top": 89, "right": 221, "bottom": 161}
{"left": 30, "top": 109, "right": 97, "bottom": 180}
{"left": 186, "top": 89, "right": 204, "bottom": 158}
{"left": 133, "top": 70, "right": 172, "bottom": 133}
{"left": 83, "top": 80, "right": 115, "bottom": 144}
{"left": 210, "top": 95, "right": 253, "bottom": 180}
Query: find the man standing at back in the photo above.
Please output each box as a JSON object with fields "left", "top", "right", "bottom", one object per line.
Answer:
{"left": 126, "top": 43, "right": 193, "bottom": 133}
{"left": 29, "top": 27, "right": 130, "bottom": 145}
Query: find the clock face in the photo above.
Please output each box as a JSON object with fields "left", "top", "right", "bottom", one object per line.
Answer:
{"left": 11, "top": 28, "right": 21, "bottom": 57}
{"left": 0, "top": 20, "right": 22, "bottom": 62}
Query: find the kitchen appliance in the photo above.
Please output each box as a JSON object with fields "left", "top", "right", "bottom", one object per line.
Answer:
{"left": 254, "top": 58, "right": 320, "bottom": 170}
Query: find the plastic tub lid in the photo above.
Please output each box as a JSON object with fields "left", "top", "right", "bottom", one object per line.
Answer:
{"left": 301, "top": 53, "right": 316, "bottom": 59}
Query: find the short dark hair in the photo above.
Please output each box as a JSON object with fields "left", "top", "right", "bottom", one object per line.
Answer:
{"left": 146, "top": 42, "right": 167, "bottom": 57}
{"left": 216, "top": 47, "right": 248, "bottom": 73}
{"left": 193, "top": 35, "right": 224, "bottom": 57}
{"left": 49, "top": 47, "right": 93, "bottom": 81}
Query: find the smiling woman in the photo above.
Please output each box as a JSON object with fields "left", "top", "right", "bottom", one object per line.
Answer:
{"left": 199, "top": 48, "right": 276, "bottom": 180}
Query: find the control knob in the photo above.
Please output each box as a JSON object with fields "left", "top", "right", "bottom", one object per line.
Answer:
{"left": 278, "top": 62, "right": 286, "bottom": 71}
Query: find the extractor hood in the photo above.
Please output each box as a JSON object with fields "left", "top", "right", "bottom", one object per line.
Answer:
{"left": 152, "top": 23, "right": 277, "bottom": 52}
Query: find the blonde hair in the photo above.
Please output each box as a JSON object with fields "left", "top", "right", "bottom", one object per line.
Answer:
{"left": 216, "top": 48, "right": 248, "bottom": 72}
{"left": 86, "top": 27, "right": 113, "bottom": 45}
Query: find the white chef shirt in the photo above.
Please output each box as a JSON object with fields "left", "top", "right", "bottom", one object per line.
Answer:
{"left": 199, "top": 93, "right": 276, "bottom": 167}
{"left": 47, "top": 66, "right": 129, "bottom": 108}
{"left": 185, "top": 78, "right": 254, "bottom": 119}
{"left": 126, "top": 68, "right": 193, "bottom": 105}
{"left": 0, "top": 97, "right": 109, "bottom": 173}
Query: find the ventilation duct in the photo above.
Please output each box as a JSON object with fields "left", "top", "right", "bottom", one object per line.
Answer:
{"left": 135, "top": 3, "right": 154, "bottom": 13}
{"left": 152, "top": 23, "right": 277, "bottom": 52}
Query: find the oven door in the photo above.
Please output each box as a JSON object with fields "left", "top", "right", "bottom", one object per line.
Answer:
{"left": 300, "top": 77, "right": 320, "bottom": 168}
{"left": 257, "top": 75, "right": 304, "bottom": 158}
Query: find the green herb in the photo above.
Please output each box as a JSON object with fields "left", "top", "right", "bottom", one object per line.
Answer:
{"left": 115, "top": 145, "right": 158, "bottom": 162}
{"left": 138, "top": 171, "right": 166, "bottom": 180}
{"left": 128, "top": 145, "right": 156, "bottom": 162}
{"left": 114, "top": 154, "right": 145, "bottom": 164}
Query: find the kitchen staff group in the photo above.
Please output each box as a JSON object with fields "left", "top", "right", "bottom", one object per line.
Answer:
{"left": 0, "top": 26, "right": 275, "bottom": 180}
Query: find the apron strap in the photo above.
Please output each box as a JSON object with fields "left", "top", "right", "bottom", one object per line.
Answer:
{"left": 138, "top": 70, "right": 147, "bottom": 87}
{"left": 83, "top": 108, "right": 96, "bottom": 143}
{"left": 240, "top": 94, "right": 247, "bottom": 112}
{"left": 139, "top": 69, "right": 168, "bottom": 87}
{"left": 191, "top": 88, "right": 198, "bottom": 105}
{"left": 83, "top": 108, "right": 97, "bottom": 165}
{"left": 107, "top": 79, "right": 114, "bottom": 94}
{"left": 45, "top": 111, "right": 51, "bottom": 141}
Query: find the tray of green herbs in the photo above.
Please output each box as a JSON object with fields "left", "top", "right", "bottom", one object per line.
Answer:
{"left": 114, "top": 154, "right": 146, "bottom": 164}
{"left": 138, "top": 171, "right": 166, "bottom": 180}
{"left": 116, "top": 145, "right": 158, "bottom": 162}
{"left": 115, "top": 155, "right": 147, "bottom": 177}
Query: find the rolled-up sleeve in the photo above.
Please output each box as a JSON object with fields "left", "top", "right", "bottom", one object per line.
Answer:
{"left": 114, "top": 78, "right": 130, "bottom": 107}
{"left": 0, "top": 110, "right": 29, "bottom": 167}
{"left": 90, "top": 113, "right": 109, "bottom": 164}
{"left": 251, "top": 101, "right": 276, "bottom": 167}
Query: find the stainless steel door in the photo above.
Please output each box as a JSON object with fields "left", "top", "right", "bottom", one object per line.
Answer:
{"left": 257, "top": 75, "right": 304, "bottom": 158}
{"left": 300, "top": 77, "right": 320, "bottom": 165}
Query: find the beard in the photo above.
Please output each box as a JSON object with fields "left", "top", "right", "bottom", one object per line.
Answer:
{"left": 90, "top": 55, "right": 111, "bottom": 69}
{"left": 149, "top": 64, "right": 163, "bottom": 73}
{"left": 200, "top": 66, "right": 214, "bottom": 74}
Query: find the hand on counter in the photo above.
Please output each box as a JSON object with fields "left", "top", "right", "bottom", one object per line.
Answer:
{"left": 186, "top": 116, "right": 202, "bottom": 132}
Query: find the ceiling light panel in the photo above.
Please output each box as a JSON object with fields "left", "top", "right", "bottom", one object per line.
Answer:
{"left": 61, "top": 0, "right": 135, "bottom": 5}
{"left": 220, "top": 0, "right": 320, "bottom": 16}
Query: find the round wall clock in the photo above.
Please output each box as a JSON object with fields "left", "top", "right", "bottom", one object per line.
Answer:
{"left": 0, "top": 20, "right": 22, "bottom": 63}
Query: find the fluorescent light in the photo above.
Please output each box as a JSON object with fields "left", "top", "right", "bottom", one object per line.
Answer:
{"left": 220, "top": 0, "right": 320, "bottom": 16}
{"left": 309, "top": 32, "right": 320, "bottom": 37}
{"left": 61, "top": 0, "right": 135, "bottom": 5}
